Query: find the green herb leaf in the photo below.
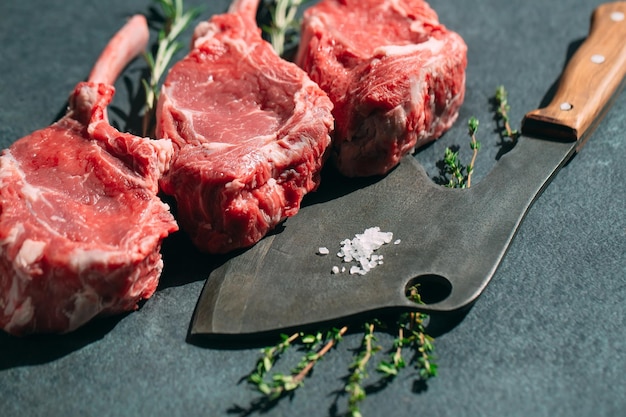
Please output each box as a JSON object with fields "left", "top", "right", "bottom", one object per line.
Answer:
{"left": 141, "top": 0, "right": 201, "bottom": 136}
{"left": 261, "top": 0, "right": 307, "bottom": 56}
{"left": 494, "top": 85, "right": 519, "bottom": 140}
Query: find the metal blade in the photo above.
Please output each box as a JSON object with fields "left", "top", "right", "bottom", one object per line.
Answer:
{"left": 191, "top": 138, "right": 576, "bottom": 336}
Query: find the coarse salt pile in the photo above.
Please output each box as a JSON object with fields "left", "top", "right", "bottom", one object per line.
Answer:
{"left": 317, "top": 227, "right": 399, "bottom": 275}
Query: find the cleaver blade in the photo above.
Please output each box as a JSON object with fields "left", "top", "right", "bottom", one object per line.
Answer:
{"left": 190, "top": 2, "right": 626, "bottom": 337}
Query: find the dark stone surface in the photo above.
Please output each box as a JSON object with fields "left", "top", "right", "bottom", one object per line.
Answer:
{"left": 1, "top": 1, "right": 624, "bottom": 416}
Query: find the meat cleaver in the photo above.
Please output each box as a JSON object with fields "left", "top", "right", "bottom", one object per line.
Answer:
{"left": 190, "top": 2, "right": 626, "bottom": 337}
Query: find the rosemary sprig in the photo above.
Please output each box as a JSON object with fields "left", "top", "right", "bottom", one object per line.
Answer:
{"left": 261, "top": 0, "right": 306, "bottom": 56}
{"left": 142, "top": 0, "right": 200, "bottom": 136}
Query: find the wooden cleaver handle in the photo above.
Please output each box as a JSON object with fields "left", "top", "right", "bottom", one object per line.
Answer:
{"left": 522, "top": 2, "right": 626, "bottom": 149}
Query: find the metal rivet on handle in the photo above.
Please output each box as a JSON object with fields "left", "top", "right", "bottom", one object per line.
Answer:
{"left": 560, "top": 102, "right": 573, "bottom": 111}
{"left": 610, "top": 11, "right": 625, "bottom": 21}
{"left": 591, "top": 54, "right": 606, "bottom": 64}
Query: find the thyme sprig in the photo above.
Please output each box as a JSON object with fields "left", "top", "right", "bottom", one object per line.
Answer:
{"left": 248, "top": 332, "right": 300, "bottom": 396}
{"left": 494, "top": 85, "right": 519, "bottom": 140}
{"left": 247, "top": 326, "right": 348, "bottom": 400}
{"left": 467, "top": 117, "right": 481, "bottom": 188}
{"left": 441, "top": 85, "right": 521, "bottom": 189}
{"left": 142, "top": 0, "right": 200, "bottom": 135}
{"left": 377, "top": 286, "right": 437, "bottom": 382}
{"left": 405, "top": 288, "right": 438, "bottom": 379}
{"left": 245, "top": 288, "right": 437, "bottom": 416}
{"left": 443, "top": 117, "right": 481, "bottom": 189}
{"left": 286, "top": 327, "right": 347, "bottom": 391}
{"left": 346, "top": 323, "right": 381, "bottom": 417}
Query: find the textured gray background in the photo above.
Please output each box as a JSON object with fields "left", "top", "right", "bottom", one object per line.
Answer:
{"left": 1, "top": 1, "right": 625, "bottom": 416}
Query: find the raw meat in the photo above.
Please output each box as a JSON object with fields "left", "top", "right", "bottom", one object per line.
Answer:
{"left": 156, "top": 0, "right": 334, "bottom": 254}
{"left": 0, "top": 15, "right": 178, "bottom": 336}
{"left": 296, "top": 0, "right": 467, "bottom": 177}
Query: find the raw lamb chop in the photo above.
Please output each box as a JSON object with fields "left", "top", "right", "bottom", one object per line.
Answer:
{"left": 296, "top": 0, "right": 467, "bottom": 177}
{"left": 156, "top": 0, "right": 334, "bottom": 254}
{"left": 0, "top": 15, "right": 178, "bottom": 336}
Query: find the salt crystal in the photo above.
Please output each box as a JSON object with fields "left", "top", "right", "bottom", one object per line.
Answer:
{"left": 323, "top": 227, "right": 400, "bottom": 276}
{"left": 317, "top": 247, "right": 330, "bottom": 255}
{"left": 317, "top": 246, "right": 330, "bottom": 255}
{"left": 359, "top": 257, "right": 370, "bottom": 269}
